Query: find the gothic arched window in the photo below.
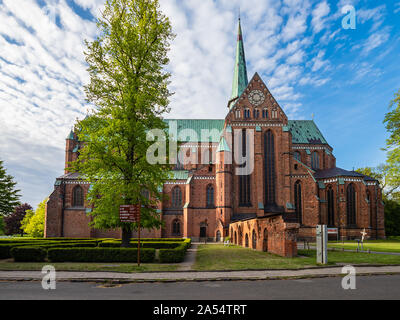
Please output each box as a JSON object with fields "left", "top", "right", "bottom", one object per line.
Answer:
{"left": 253, "top": 109, "right": 260, "bottom": 119}
{"left": 206, "top": 185, "right": 214, "bottom": 207}
{"left": 235, "top": 109, "right": 241, "bottom": 119}
{"left": 72, "top": 185, "right": 84, "bottom": 207}
{"left": 347, "top": 183, "right": 356, "bottom": 226}
{"left": 239, "top": 129, "right": 251, "bottom": 207}
{"left": 172, "top": 219, "right": 181, "bottom": 236}
{"left": 239, "top": 129, "right": 251, "bottom": 206}
{"left": 264, "top": 130, "right": 276, "bottom": 207}
{"left": 172, "top": 186, "right": 182, "bottom": 208}
{"left": 327, "top": 186, "right": 335, "bottom": 226}
{"left": 294, "top": 151, "right": 301, "bottom": 162}
{"left": 245, "top": 233, "right": 249, "bottom": 248}
{"left": 262, "top": 109, "right": 268, "bottom": 119}
{"left": 367, "top": 190, "right": 372, "bottom": 227}
{"left": 294, "top": 181, "right": 302, "bottom": 224}
{"left": 311, "top": 152, "right": 320, "bottom": 170}
{"left": 252, "top": 230, "right": 257, "bottom": 249}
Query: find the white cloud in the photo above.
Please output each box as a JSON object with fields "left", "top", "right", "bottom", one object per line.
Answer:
{"left": 310, "top": 50, "right": 330, "bottom": 72}
{"left": 311, "top": 1, "right": 331, "bottom": 33}
{"left": 395, "top": 3, "right": 400, "bottom": 14}
{"left": 361, "top": 28, "right": 390, "bottom": 55}
{"left": 358, "top": 5, "right": 387, "bottom": 32}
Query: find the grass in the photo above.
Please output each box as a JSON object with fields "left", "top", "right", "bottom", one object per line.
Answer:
{"left": 193, "top": 244, "right": 400, "bottom": 271}
{"left": 327, "top": 240, "right": 400, "bottom": 253}
{"left": 0, "top": 260, "right": 179, "bottom": 273}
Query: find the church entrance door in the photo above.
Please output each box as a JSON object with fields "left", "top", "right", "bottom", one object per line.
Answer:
{"left": 200, "top": 226, "right": 207, "bottom": 238}
{"left": 263, "top": 228, "right": 268, "bottom": 252}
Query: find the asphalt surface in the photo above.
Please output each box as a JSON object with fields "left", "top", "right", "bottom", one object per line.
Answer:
{"left": 1, "top": 275, "right": 400, "bottom": 300}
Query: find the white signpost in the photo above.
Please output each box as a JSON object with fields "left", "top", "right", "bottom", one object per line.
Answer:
{"left": 316, "top": 225, "right": 328, "bottom": 265}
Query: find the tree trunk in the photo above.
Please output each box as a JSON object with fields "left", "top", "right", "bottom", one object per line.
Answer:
{"left": 121, "top": 225, "right": 132, "bottom": 248}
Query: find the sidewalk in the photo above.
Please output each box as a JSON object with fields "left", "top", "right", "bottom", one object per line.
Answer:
{"left": 297, "top": 243, "right": 400, "bottom": 256}
{"left": 1, "top": 265, "right": 400, "bottom": 283}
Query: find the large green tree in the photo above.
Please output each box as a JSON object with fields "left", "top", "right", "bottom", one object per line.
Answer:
{"left": 0, "top": 159, "right": 20, "bottom": 216}
{"left": 72, "top": 0, "right": 174, "bottom": 247}
{"left": 20, "top": 199, "right": 47, "bottom": 238}
{"left": 357, "top": 165, "right": 399, "bottom": 200}
{"left": 383, "top": 89, "right": 400, "bottom": 201}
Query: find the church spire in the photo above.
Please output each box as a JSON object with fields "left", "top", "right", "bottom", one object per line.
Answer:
{"left": 231, "top": 16, "right": 248, "bottom": 101}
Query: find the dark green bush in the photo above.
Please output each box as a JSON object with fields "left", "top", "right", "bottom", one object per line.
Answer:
{"left": 130, "top": 238, "right": 185, "bottom": 242}
{"left": 32, "top": 242, "right": 98, "bottom": 249}
{"left": 159, "top": 246, "right": 186, "bottom": 263}
{"left": 48, "top": 247, "right": 155, "bottom": 263}
{"left": 0, "top": 242, "right": 44, "bottom": 259}
{"left": 10, "top": 246, "right": 47, "bottom": 262}
{"left": 159, "top": 239, "right": 191, "bottom": 263}
{"left": 99, "top": 241, "right": 182, "bottom": 249}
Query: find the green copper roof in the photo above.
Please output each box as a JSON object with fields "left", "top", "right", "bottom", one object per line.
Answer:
{"left": 287, "top": 120, "right": 328, "bottom": 145}
{"left": 67, "top": 130, "right": 75, "bottom": 140}
{"left": 163, "top": 120, "right": 329, "bottom": 146}
{"left": 170, "top": 170, "right": 189, "bottom": 180}
{"left": 217, "top": 137, "right": 231, "bottom": 153}
{"left": 231, "top": 18, "right": 248, "bottom": 101}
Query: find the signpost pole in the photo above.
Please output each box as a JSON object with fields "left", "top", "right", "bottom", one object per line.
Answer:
{"left": 138, "top": 206, "right": 141, "bottom": 267}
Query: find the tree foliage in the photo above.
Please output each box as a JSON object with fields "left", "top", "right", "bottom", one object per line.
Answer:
{"left": 72, "top": 0, "right": 174, "bottom": 246}
{"left": 0, "top": 216, "right": 4, "bottom": 235}
{"left": 384, "top": 199, "right": 400, "bottom": 236}
{"left": 20, "top": 199, "right": 47, "bottom": 238}
{"left": 356, "top": 165, "right": 399, "bottom": 200}
{"left": 0, "top": 159, "right": 20, "bottom": 216}
{"left": 4, "top": 203, "right": 32, "bottom": 236}
{"left": 383, "top": 89, "right": 400, "bottom": 201}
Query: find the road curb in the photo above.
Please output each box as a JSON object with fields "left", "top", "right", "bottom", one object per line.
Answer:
{"left": 1, "top": 271, "right": 400, "bottom": 284}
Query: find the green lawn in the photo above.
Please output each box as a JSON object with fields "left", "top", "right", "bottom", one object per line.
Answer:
{"left": 193, "top": 244, "right": 400, "bottom": 271}
{"left": 328, "top": 240, "right": 400, "bottom": 253}
{"left": 0, "top": 260, "right": 179, "bottom": 273}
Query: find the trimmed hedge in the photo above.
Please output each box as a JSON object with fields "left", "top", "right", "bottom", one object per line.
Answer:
{"left": 159, "top": 239, "right": 192, "bottom": 263}
{"left": 1, "top": 238, "right": 191, "bottom": 263}
{"left": 99, "top": 241, "right": 183, "bottom": 249}
{"left": 0, "top": 242, "right": 98, "bottom": 260}
{"left": 130, "top": 238, "right": 185, "bottom": 242}
{"left": 0, "top": 242, "right": 48, "bottom": 259}
{"left": 10, "top": 247, "right": 47, "bottom": 262}
{"left": 48, "top": 247, "right": 156, "bottom": 263}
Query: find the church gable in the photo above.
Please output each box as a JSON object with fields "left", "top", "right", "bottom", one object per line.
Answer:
{"left": 228, "top": 73, "right": 288, "bottom": 125}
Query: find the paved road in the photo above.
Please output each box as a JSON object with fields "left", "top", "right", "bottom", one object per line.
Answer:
{"left": 1, "top": 275, "right": 400, "bottom": 300}
{"left": 2, "top": 265, "right": 400, "bottom": 281}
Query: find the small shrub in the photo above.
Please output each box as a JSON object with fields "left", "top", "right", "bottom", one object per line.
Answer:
{"left": 159, "top": 239, "right": 191, "bottom": 263}
{"left": 10, "top": 246, "right": 47, "bottom": 262}
{"left": 0, "top": 242, "right": 42, "bottom": 259}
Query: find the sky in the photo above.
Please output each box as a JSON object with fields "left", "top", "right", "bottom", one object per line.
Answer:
{"left": 0, "top": 0, "right": 400, "bottom": 209}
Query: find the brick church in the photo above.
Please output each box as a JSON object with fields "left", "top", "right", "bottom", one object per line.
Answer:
{"left": 45, "top": 19, "right": 385, "bottom": 257}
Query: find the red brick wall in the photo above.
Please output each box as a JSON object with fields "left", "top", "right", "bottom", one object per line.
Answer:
{"left": 230, "top": 216, "right": 299, "bottom": 258}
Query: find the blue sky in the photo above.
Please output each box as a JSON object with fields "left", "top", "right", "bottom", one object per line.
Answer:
{"left": 0, "top": 0, "right": 399, "bottom": 208}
